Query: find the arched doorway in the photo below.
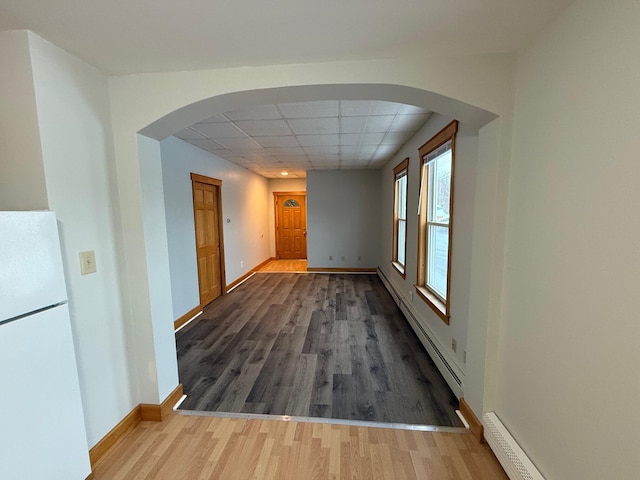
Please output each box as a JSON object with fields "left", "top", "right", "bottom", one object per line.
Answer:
{"left": 113, "top": 77, "right": 507, "bottom": 427}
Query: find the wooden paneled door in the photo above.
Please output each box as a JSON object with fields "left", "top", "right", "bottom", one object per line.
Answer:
{"left": 191, "top": 173, "right": 226, "bottom": 308}
{"left": 274, "top": 192, "right": 307, "bottom": 259}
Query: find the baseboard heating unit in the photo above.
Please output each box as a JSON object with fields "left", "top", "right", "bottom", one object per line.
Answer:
{"left": 482, "top": 412, "right": 545, "bottom": 480}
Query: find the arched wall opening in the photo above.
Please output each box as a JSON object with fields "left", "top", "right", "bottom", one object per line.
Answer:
{"left": 140, "top": 83, "right": 497, "bottom": 140}
{"left": 114, "top": 77, "right": 510, "bottom": 424}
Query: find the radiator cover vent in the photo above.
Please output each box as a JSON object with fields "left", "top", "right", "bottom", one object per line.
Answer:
{"left": 483, "top": 412, "right": 545, "bottom": 480}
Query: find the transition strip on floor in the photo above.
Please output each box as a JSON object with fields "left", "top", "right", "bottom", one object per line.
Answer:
{"left": 176, "top": 408, "right": 469, "bottom": 434}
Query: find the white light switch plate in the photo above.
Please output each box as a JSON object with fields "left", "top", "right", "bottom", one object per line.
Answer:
{"left": 79, "top": 251, "right": 97, "bottom": 275}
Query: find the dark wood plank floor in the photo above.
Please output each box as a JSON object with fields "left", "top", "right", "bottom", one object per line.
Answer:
{"left": 176, "top": 273, "right": 462, "bottom": 427}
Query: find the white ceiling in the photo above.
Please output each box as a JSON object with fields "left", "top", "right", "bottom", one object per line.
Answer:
{"left": 0, "top": 1, "right": 572, "bottom": 177}
{"left": 0, "top": 1, "right": 574, "bottom": 75}
{"left": 176, "top": 101, "right": 431, "bottom": 178}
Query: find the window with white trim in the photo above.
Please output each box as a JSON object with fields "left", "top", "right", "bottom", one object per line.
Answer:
{"left": 416, "top": 120, "right": 458, "bottom": 323}
{"left": 392, "top": 158, "right": 409, "bottom": 277}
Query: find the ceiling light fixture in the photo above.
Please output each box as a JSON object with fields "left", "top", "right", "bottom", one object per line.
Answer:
{"left": 281, "top": 171, "right": 289, "bottom": 176}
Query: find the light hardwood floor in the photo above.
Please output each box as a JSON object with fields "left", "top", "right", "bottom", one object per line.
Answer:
{"left": 90, "top": 413, "right": 507, "bottom": 479}
{"left": 258, "top": 259, "right": 308, "bottom": 272}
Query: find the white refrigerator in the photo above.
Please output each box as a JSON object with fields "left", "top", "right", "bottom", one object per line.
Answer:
{"left": 0, "top": 211, "right": 92, "bottom": 479}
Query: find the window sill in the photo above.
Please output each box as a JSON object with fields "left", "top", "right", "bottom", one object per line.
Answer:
{"left": 414, "top": 286, "right": 450, "bottom": 325}
{"left": 391, "top": 261, "right": 406, "bottom": 279}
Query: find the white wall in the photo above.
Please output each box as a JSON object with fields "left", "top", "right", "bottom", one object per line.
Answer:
{"left": 378, "top": 114, "right": 478, "bottom": 373}
{"left": 306, "top": 170, "right": 381, "bottom": 268}
{"left": 137, "top": 135, "right": 178, "bottom": 401}
{"left": 267, "top": 177, "right": 307, "bottom": 257}
{"left": 27, "top": 33, "right": 134, "bottom": 448}
{"left": 464, "top": 117, "right": 510, "bottom": 416}
{"left": 161, "top": 136, "right": 270, "bottom": 319}
{"left": 497, "top": 1, "right": 640, "bottom": 478}
{"left": 0, "top": 30, "right": 48, "bottom": 210}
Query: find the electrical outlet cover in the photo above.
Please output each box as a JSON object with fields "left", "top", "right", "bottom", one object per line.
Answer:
{"left": 79, "top": 250, "right": 97, "bottom": 275}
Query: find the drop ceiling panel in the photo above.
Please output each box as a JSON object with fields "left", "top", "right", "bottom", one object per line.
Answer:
{"left": 308, "top": 154, "right": 341, "bottom": 162}
{"left": 278, "top": 101, "right": 339, "bottom": 118}
{"left": 288, "top": 117, "right": 340, "bottom": 135}
{"left": 227, "top": 157, "right": 250, "bottom": 164}
{"left": 360, "top": 133, "right": 386, "bottom": 144}
{"left": 388, "top": 114, "right": 430, "bottom": 133}
{"left": 340, "top": 133, "right": 385, "bottom": 146}
{"left": 340, "top": 134, "right": 362, "bottom": 146}
{"left": 199, "top": 113, "right": 232, "bottom": 123}
{"left": 234, "top": 119, "right": 292, "bottom": 136}
{"left": 191, "top": 122, "right": 247, "bottom": 138}
{"left": 340, "top": 116, "right": 366, "bottom": 134}
{"left": 340, "top": 101, "right": 374, "bottom": 117}
{"left": 358, "top": 145, "right": 379, "bottom": 155}
{"left": 297, "top": 134, "right": 340, "bottom": 147}
{"left": 364, "top": 115, "right": 396, "bottom": 133}
{"left": 214, "top": 137, "right": 263, "bottom": 151}
{"left": 265, "top": 146, "right": 306, "bottom": 156}
{"left": 303, "top": 145, "right": 340, "bottom": 155}
{"left": 185, "top": 138, "right": 226, "bottom": 150}
{"left": 274, "top": 155, "right": 309, "bottom": 163}
{"left": 399, "top": 105, "right": 430, "bottom": 115}
{"left": 341, "top": 115, "right": 395, "bottom": 134}
{"left": 243, "top": 153, "right": 280, "bottom": 162}
{"left": 283, "top": 164, "right": 313, "bottom": 170}
{"left": 259, "top": 161, "right": 285, "bottom": 168}
{"left": 211, "top": 150, "right": 235, "bottom": 159}
{"left": 224, "top": 105, "right": 282, "bottom": 121}
{"left": 339, "top": 145, "right": 360, "bottom": 154}
{"left": 370, "top": 101, "right": 403, "bottom": 115}
{"left": 253, "top": 136, "right": 299, "bottom": 148}
{"left": 173, "top": 100, "right": 433, "bottom": 178}
{"left": 175, "top": 128, "right": 206, "bottom": 140}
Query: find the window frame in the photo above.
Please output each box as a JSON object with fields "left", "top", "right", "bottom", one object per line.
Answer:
{"left": 415, "top": 120, "right": 458, "bottom": 324}
{"left": 392, "top": 158, "right": 409, "bottom": 278}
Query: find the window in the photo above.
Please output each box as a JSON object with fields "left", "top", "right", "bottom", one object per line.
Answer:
{"left": 416, "top": 120, "right": 458, "bottom": 323}
{"left": 392, "top": 158, "right": 409, "bottom": 277}
{"left": 283, "top": 199, "right": 300, "bottom": 207}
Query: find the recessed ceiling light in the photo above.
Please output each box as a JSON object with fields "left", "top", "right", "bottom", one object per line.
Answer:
{"left": 281, "top": 171, "right": 289, "bottom": 176}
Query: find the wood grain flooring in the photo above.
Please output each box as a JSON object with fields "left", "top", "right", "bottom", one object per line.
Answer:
{"left": 258, "top": 259, "right": 308, "bottom": 272}
{"left": 90, "top": 413, "right": 507, "bottom": 480}
{"left": 176, "top": 273, "right": 462, "bottom": 427}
